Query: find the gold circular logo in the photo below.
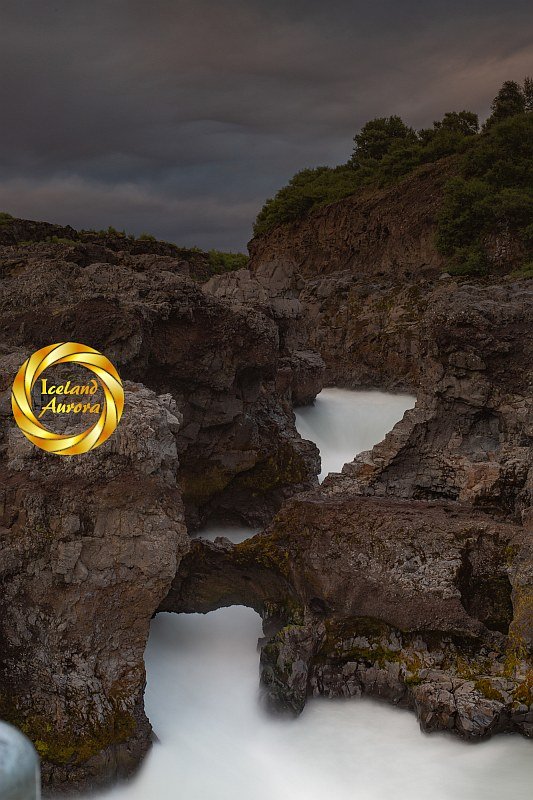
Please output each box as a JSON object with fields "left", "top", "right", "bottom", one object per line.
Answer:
{"left": 11, "top": 342, "right": 124, "bottom": 456}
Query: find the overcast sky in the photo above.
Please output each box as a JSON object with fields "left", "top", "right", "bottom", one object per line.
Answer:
{"left": 0, "top": 0, "right": 531, "bottom": 250}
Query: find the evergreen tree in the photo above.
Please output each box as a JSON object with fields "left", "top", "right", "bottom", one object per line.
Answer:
{"left": 485, "top": 80, "right": 525, "bottom": 128}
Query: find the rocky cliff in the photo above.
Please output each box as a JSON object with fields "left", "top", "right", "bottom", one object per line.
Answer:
{"left": 205, "top": 260, "right": 432, "bottom": 391}
{"left": 206, "top": 161, "right": 462, "bottom": 390}
{"left": 164, "top": 279, "right": 533, "bottom": 740}
{"left": 0, "top": 221, "right": 325, "bottom": 791}
{"left": 248, "top": 160, "right": 454, "bottom": 282}
{"left": 1, "top": 192, "right": 532, "bottom": 794}
{"left": 0, "top": 358, "right": 189, "bottom": 791}
{"left": 0, "top": 228, "right": 323, "bottom": 529}
{"left": 195, "top": 150, "right": 533, "bottom": 740}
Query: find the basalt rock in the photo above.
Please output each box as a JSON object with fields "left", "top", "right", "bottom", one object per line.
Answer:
{"left": 0, "top": 214, "right": 215, "bottom": 280}
{"left": 203, "top": 269, "right": 325, "bottom": 404}
{"left": 336, "top": 281, "right": 533, "bottom": 516}
{"left": 0, "top": 231, "right": 321, "bottom": 529}
{"left": 248, "top": 159, "right": 454, "bottom": 283}
{"left": 205, "top": 192, "right": 445, "bottom": 391}
{"left": 205, "top": 262, "right": 428, "bottom": 390}
{"left": 0, "top": 219, "right": 324, "bottom": 792}
{"left": 293, "top": 273, "right": 429, "bottom": 389}
{"left": 236, "top": 160, "right": 457, "bottom": 389}
{"left": 0, "top": 351, "right": 189, "bottom": 792}
{"left": 163, "top": 496, "right": 531, "bottom": 735}
{"left": 163, "top": 280, "right": 533, "bottom": 741}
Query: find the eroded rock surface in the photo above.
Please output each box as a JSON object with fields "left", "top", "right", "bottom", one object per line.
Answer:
{"left": 244, "top": 160, "right": 454, "bottom": 389}
{"left": 0, "top": 355, "right": 189, "bottom": 791}
{"left": 2, "top": 197, "right": 532, "bottom": 795}
{"left": 208, "top": 157, "right": 529, "bottom": 391}
{"left": 0, "top": 229, "right": 322, "bottom": 528}
{"left": 0, "top": 219, "right": 326, "bottom": 792}
{"left": 164, "top": 280, "right": 533, "bottom": 741}
{"left": 248, "top": 160, "right": 454, "bottom": 283}
{"left": 206, "top": 264, "right": 429, "bottom": 390}
{"left": 335, "top": 281, "right": 533, "bottom": 516}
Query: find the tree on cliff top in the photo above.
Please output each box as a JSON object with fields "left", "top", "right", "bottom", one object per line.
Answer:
{"left": 433, "top": 111, "right": 479, "bottom": 136}
{"left": 253, "top": 77, "right": 532, "bottom": 248}
{"left": 349, "top": 116, "right": 418, "bottom": 166}
{"left": 484, "top": 79, "right": 528, "bottom": 128}
{"left": 437, "top": 111, "right": 533, "bottom": 275}
{"left": 524, "top": 77, "right": 533, "bottom": 112}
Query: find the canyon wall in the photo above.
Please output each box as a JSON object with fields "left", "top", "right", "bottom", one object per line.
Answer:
{"left": 0, "top": 223, "right": 323, "bottom": 790}
{"left": 1, "top": 181, "right": 531, "bottom": 792}
{"left": 207, "top": 161, "right": 460, "bottom": 390}
{"left": 248, "top": 160, "right": 454, "bottom": 282}
{"left": 0, "top": 231, "right": 322, "bottom": 529}
{"left": 0, "top": 362, "right": 189, "bottom": 791}
{"left": 165, "top": 279, "right": 533, "bottom": 739}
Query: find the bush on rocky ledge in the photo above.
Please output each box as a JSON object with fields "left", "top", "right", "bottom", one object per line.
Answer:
{"left": 437, "top": 112, "right": 533, "bottom": 275}
{"left": 253, "top": 79, "right": 533, "bottom": 277}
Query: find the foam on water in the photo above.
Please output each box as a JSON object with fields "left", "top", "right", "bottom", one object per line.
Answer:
{"left": 86, "top": 389, "right": 533, "bottom": 800}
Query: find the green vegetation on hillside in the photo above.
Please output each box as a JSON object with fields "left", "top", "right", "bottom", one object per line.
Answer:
{"left": 207, "top": 249, "right": 248, "bottom": 274}
{"left": 254, "top": 78, "right": 533, "bottom": 275}
{"left": 0, "top": 214, "right": 248, "bottom": 279}
{"left": 437, "top": 112, "right": 533, "bottom": 274}
{"left": 253, "top": 165, "right": 361, "bottom": 236}
{"left": 253, "top": 111, "right": 481, "bottom": 237}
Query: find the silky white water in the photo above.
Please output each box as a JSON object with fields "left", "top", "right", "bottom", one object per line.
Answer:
{"left": 295, "top": 388, "right": 415, "bottom": 481}
{"left": 86, "top": 389, "right": 533, "bottom": 800}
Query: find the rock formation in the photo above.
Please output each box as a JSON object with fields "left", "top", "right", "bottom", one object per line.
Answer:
{"left": 206, "top": 263, "right": 430, "bottom": 390}
{"left": 209, "top": 158, "right": 530, "bottom": 392}
{"left": 1, "top": 191, "right": 532, "bottom": 794}
{"left": 0, "top": 226, "right": 322, "bottom": 529}
{"left": 163, "top": 279, "right": 533, "bottom": 740}
{"left": 205, "top": 161, "right": 460, "bottom": 390}
{"left": 0, "top": 220, "right": 324, "bottom": 791}
{"left": 248, "top": 160, "right": 454, "bottom": 282}
{"left": 0, "top": 354, "right": 189, "bottom": 791}
{"left": 182, "top": 153, "right": 533, "bottom": 738}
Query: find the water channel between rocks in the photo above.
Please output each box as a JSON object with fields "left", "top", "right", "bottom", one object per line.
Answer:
{"left": 86, "top": 389, "right": 533, "bottom": 800}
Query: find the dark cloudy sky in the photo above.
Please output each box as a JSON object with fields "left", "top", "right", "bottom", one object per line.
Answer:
{"left": 0, "top": 1, "right": 531, "bottom": 251}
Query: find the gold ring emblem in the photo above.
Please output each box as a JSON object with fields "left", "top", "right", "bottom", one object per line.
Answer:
{"left": 11, "top": 342, "right": 124, "bottom": 455}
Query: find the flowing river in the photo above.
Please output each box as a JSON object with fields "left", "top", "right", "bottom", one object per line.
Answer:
{"left": 87, "top": 389, "right": 533, "bottom": 800}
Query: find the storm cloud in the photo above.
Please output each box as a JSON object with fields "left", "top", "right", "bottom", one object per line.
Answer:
{"left": 0, "top": 0, "right": 532, "bottom": 250}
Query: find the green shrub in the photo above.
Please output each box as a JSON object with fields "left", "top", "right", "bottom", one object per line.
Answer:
{"left": 447, "top": 245, "right": 489, "bottom": 276}
{"left": 138, "top": 232, "right": 157, "bottom": 242}
{"left": 48, "top": 236, "right": 78, "bottom": 245}
{"left": 349, "top": 116, "right": 418, "bottom": 166}
{"left": 509, "top": 261, "right": 533, "bottom": 279}
{"left": 437, "top": 113, "right": 533, "bottom": 273}
{"left": 0, "top": 211, "right": 13, "bottom": 225}
{"left": 254, "top": 165, "right": 360, "bottom": 236}
{"left": 253, "top": 78, "right": 531, "bottom": 247}
{"left": 436, "top": 177, "right": 492, "bottom": 254}
{"left": 207, "top": 250, "right": 248, "bottom": 274}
